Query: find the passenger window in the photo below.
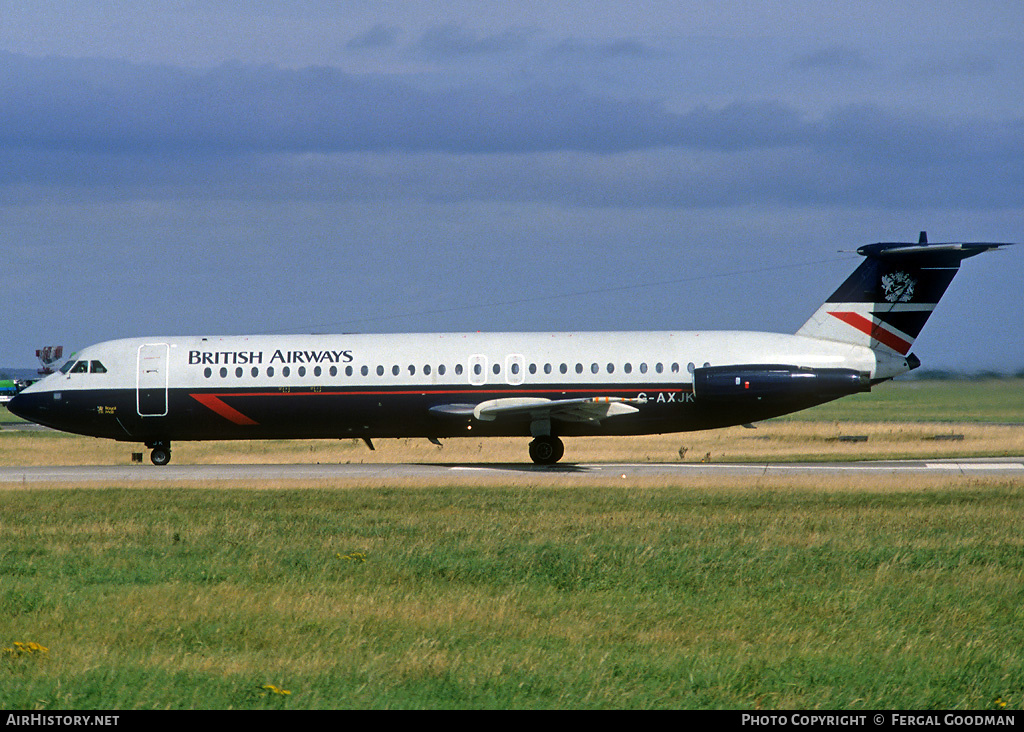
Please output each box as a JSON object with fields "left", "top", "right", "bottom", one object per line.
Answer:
{"left": 439, "top": 364, "right": 446, "bottom": 376}
{"left": 624, "top": 363, "right": 632, "bottom": 374}
{"left": 90, "top": 361, "right": 107, "bottom": 374}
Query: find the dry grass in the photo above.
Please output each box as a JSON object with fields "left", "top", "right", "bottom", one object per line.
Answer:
{"left": 2, "top": 420, "right": 1022, "bottom": 467}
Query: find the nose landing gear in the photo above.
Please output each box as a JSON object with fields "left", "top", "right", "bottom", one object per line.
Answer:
{"left": 146, "top": 440, "right": 171, "bottom": 466}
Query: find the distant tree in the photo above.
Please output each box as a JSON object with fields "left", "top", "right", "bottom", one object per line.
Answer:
{"left": 975, "top": 370, "right": 1005, "bottom": 380}
{"left": 909, "top": 369, "right": 960, "bottom": 380}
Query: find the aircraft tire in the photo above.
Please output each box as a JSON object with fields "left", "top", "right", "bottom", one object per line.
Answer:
{"left": 150, "top": 447, "right": 171, "bottom": 466}
{"left": 529, "top": 435, "right": 564, "bottom": 465}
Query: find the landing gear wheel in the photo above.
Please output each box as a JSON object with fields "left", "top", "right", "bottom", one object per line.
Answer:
{"left": 150, "top": 446, "right": 171, "bottom": 466}
{"left": 529, "top": 435, "right": 564, "bottom": 465}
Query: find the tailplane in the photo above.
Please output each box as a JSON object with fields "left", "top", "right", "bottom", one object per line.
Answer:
{"left": 797, "top": 232, "right": 1010, "bottom": 358}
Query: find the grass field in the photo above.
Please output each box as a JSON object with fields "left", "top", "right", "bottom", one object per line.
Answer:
{"left": 783, "top": 378, "right": 1024, "bottom": 424}
{"left": 1, "top": 479, "right": 1022, "bottom": 709}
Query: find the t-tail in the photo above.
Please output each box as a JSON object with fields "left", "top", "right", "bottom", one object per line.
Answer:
{"left": 797, "top": 232, "right": 1011, "bottom": 375}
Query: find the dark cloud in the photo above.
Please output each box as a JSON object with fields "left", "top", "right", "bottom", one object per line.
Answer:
{"left": 347, "top": 24, "right": 402, "bottom": 50}
{"left": 547, "top": 37, "right": 660, "bottom": 60}
{"left": 412, "top": 23, "right": 534, "bottom": 57}
{"left": 0, "top": 52, "right": 781, "bottom": 155}
{"left": 791, "top": 46, "right": 871, "bottom": 70}
{"left": 909, "top": 53, "right": 998, "bottom": 79}
{"left": 1, "top": 51, "right": 1022, "bottom": 211}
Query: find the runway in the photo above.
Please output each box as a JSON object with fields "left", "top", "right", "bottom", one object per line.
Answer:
{"left": 2, "top": 458, "right": 1024, "bottom": 484}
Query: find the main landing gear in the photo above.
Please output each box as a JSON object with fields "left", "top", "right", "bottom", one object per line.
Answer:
{"left": 146, "top": 440, "right": 171, "bottom": 466}
{"left": 528, "top": 435, "right": 564, "bottom": 465}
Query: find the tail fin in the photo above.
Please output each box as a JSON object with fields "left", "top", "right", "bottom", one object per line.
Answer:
{"left": 797, "top": 232, "right": 1009, "bottom": 357}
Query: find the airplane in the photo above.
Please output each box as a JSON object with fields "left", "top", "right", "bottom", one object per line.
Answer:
{"left": 7, "top": 233, "right": 1010, "bottom": 466}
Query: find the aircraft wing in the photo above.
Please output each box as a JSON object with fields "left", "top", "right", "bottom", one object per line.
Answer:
{"left": 428, "top": 396, "right": 646, "bottom": 424}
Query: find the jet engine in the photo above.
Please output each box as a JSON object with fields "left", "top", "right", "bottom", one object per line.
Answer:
{"left": 692, "top": 364, "right": 871, "bottom": 401}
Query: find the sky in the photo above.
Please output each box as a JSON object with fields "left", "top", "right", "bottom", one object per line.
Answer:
{"left": 1, "top": 1, "right": 1021, "bottom": 372}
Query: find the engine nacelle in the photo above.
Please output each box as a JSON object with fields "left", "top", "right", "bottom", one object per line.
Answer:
{"left": 692, "top": 364, "right": 871, "bottom": 401}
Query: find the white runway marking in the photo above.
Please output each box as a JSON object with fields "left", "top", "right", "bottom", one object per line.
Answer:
{"left": 925, "top": 463, "right": 1024, "bottom": 470}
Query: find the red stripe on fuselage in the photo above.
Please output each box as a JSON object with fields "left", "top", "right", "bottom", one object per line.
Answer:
{"left": 829, "top": 311, "right": 912, "bottom": 354}
{"left": 190, "top": 393, "right": 260, "bottom": 425}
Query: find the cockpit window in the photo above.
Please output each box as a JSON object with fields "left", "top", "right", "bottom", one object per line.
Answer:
{"left": 59, "top": 360, "right": 76, "bottom": 374}
{"left": 90, "top": 361, "right": 107, "bottom": 374}
{"left": 70, "top": 361, "right": 88, "bottom": 374}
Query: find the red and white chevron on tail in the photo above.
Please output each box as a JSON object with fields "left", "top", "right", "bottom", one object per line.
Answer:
{"left": 797, "top": 234, "right": 1009, "bottom": 355}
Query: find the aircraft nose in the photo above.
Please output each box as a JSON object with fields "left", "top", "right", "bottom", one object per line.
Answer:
{"left": 6, "top": 392, "right": 45, "bottom": 425}
{"left": 6, "top": 392, "right": 29, "bottom": 420}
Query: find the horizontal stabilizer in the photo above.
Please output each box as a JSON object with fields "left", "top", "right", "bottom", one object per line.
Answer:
{"left": 856, "top": 241, "right": 1009, "bottom": 261}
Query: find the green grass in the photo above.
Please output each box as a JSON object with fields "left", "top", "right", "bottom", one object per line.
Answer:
{"left": 783, "top": 378, "right": 1024, "bottom": 423}
{"left": 0, "top": 406, "right": 26, "bottom": 424}
{"left": 2, "top": 481, "right": 1023, "bottom": 709}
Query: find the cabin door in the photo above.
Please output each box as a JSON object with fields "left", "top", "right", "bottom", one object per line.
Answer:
{"left": 136, "top": 343, "right": 169, "bottom": 417}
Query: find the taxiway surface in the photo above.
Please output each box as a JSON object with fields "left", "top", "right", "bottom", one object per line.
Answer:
{"left": 2, "top": 458, "right": 1023, "bottom": 485}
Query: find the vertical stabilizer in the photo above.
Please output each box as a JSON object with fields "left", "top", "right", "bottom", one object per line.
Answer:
{"left": 797, "top": 235, "right": 1009, "bottom": 356}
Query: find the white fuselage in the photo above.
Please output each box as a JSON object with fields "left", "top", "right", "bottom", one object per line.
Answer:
{"left": 33, "top": 329, "right": 885, "bottom": 395}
